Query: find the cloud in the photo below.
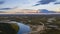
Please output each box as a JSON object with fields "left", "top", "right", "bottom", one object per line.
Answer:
{"left": 0, "top": 11, "right": 6, "bottom": 13}
{"left": 34, "top": 4, "right": 41, "bottom": 6}
{"left": 0, "top": 0, "right": 5, "bottom": 4}
{"left": 34, "top": 0, "right": 57, "bottom": 6}
{"left": 39, "top": 9, "right": 56, "bottom": 13}
{"left": 0, "top": 7, "right": 18, "bottom": 10}
{"left": 54, "top": 2, "right": 60, "bottom": 4}
{"left": 0, "top": 8, "right": 12, "bottom": 10}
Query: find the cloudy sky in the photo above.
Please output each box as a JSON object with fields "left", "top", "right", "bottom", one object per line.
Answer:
{"left": 0, "top": 0, "right": 60, "bottom": 11}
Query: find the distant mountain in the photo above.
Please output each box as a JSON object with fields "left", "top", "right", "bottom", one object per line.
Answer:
{"left": 39, "top": 9, "right": 56, "bottom": 13}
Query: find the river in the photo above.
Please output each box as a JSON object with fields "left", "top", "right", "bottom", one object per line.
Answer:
{"left": 16, "top": 23, "right": 31, "bottom": 34}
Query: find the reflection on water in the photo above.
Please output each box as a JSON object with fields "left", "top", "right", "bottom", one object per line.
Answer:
{"left": 17, "top": 23, "right": 31, "bottom": 34}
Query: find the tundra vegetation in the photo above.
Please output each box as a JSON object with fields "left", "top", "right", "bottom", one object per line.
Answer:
{"left": 0, "top": 15, "right": 60, "bottom": 34}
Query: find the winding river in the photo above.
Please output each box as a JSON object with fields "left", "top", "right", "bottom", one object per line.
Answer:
{"left": 17, "top": 23, "right": 31, "bottom": 34}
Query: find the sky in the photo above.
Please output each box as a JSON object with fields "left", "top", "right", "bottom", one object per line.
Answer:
{"left": 0, "top": 0, "right": 60, "bottom": 11}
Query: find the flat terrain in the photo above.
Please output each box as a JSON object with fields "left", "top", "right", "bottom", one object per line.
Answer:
{"left": 0, "top": 14, "right": 60, "bottom": 34}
